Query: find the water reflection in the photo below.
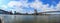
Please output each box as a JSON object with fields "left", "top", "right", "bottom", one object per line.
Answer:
{"left": 0, "top": 14, "right": 60, "bottom": 23}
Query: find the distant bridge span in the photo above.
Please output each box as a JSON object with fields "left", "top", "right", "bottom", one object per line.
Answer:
{"left": 37, "top": 11, "right": 60, "bottom": 15}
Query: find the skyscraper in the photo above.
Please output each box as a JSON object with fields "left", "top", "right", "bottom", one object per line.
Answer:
{"left": 34, "top": 9, "right": 37, "bottom": 15}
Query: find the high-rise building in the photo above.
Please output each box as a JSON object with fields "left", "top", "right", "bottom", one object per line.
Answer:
{"left": 34, "top": 9, "right": 37, "bottom": 15}
{"left": 14, "top": 11, "right": 16, "bottom": 14}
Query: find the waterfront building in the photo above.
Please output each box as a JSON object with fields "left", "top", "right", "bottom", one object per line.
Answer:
{"left": 0, "top": 9, "right": 12, "bottom": 14}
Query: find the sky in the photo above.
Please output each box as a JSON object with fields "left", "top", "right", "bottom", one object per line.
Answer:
{"left": 0, "top": 0, "right": 60, "bottom": 14}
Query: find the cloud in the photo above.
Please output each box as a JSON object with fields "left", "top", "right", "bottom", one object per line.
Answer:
{"left": 7, "top": 0, "right": 29, "bottom": 13}
{"left": 30, "top": 0, "right": 60, "bottom": 12}
{"left": 0, "top": 5, "right": 8, "bottom": 10}
{"left": 30, "top": 1, "right": 43, "bottom": 9}
{"left": 8, "top": 0, "right": 29, "bottom": 7}
{"left": 42, "top": 5, "right": 56, "bottom": 12}
{"left": 1, "top": 0, "right": 60, "bottom": 13}
{"left": 8, "top": 1, "right": 23, "bottom": 7}
{"left": 27, "top": 10, "right": 34, "bottom": 14}
{"left": 56, "top": 2, "right": 60, "bottom": 11}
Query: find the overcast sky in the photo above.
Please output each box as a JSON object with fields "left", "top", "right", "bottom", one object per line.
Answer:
{"left": 0, "top": 0, "right": 60, "bottom": 13}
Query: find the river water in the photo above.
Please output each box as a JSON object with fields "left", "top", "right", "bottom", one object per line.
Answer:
{"left": 0, "top": 14, "right": 60, "bottom": 23}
